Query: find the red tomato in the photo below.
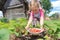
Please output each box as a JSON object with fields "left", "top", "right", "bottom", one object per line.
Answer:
{"left": 29, "top": 28, "right": 41, "bottom": 33}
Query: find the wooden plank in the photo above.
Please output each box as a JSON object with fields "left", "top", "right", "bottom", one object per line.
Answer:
{"left": 6, "top": 4, "right": 23, "bottom": 9}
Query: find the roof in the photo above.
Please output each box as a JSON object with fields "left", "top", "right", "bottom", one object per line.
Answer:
{"left": 4, "top": 0, "right": 23, "bottom": 9}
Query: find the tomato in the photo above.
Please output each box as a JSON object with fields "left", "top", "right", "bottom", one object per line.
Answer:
{"left": 29, "top": 28, "right": 41, "bottom": 33}
{"left": 36, "top": 29, "right": 41, "bottom": 32}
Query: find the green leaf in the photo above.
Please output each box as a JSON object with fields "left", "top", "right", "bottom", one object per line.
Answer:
{"left": 57, "top": 32, "right": 60, "bottom": 39}
{"left": 0, "top": 29, "right": 10, "bottom": 40}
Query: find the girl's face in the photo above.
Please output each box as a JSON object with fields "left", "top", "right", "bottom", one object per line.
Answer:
{"left": 31, "top": 2, "right": 39, "bottom": 13}
{"left": 31, "top": 5, "right": 39, "bottom": 13}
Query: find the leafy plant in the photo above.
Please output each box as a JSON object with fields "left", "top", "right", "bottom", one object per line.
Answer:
{"left": 0, "top": 18, "right": 60, "bottom": 40}
{"left": 0, "top": 29, "right": 10, "bottom": 40}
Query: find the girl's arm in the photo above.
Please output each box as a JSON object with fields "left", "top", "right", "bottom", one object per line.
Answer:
{"left": 37, "top": 1, "right": 45, "bottom": 28}
{"left": 40, "top": 9, "right": 44, "bottom": 28}
{"left": 25, "top": 13, "right": 33, "bottom": 29}
{"left": 40, "top": 15, "right": 44, "bottom": 28}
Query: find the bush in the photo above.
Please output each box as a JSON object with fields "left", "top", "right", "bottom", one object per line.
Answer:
{"left": 0, "top": 17, "right": 9, "bottom": 23}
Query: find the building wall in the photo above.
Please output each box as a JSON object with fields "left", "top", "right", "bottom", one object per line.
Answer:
{"left": 5, "top": 7, "right": 25, "bottom": 20}
{"left": 4, "top": 0, "right": 21, "bottom": 9}
{"left": 3, "top": 0, "right": 26, "bottom": 19}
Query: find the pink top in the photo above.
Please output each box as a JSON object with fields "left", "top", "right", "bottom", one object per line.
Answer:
{"left": 30, "top": 9, "right": 44, "bottom": 18}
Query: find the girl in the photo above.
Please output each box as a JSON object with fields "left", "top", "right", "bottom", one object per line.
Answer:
{"left": 25, "top": 0, "right": 45, "bottom": 32}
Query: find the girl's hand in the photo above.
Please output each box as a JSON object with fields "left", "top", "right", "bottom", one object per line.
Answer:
{"left": 25, "top": 26, "right": 30, "bottom": 30}
{"left": 40, "top": 25, "right": 44, "bottom": 29}
{"left": 40, "top": 26, "right": 44, "bottom": 32}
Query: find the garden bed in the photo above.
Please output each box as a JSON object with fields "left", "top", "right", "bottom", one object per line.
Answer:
{"left": 0, "top": 18, "right": 60, "bottom": 40}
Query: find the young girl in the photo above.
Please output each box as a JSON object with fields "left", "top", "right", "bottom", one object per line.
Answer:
{"left": 25, "top": 0, "right": 45, "bottom": 32}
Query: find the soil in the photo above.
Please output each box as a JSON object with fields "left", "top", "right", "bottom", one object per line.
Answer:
{"left": 10, "top": 32, "right": 46, "bottom": 40}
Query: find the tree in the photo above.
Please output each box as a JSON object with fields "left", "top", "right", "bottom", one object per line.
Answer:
{"left": 0, "top": 0, "right": 7, "bottom": 10}
{"left": 41, "top": 0, "right": 52, "bottom": 15}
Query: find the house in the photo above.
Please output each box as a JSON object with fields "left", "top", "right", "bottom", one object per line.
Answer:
{"left": 55, "top": 13, "right": 60, "bottom": 19}
{"left": 0, "top": 0, "right": 25, "bottom": 19}
{"left": 50, "top": 12, "right": 60, "bottom": 19}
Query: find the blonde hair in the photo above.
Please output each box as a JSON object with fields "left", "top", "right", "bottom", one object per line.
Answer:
{"left": 29, "top": 0, "right": 41, "bottom": 11}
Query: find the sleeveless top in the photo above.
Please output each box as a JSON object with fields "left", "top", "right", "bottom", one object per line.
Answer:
{"left": 33, "top": 11, "right": 40, "bottom": 19}
{"left": 30, "top": 9, "right": 44, "bottom": 19}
